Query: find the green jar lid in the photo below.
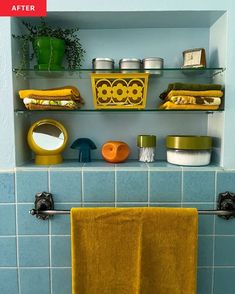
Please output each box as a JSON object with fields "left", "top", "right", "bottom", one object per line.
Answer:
{"left": 166, "top": 135, "right": 212, "bottom": 150}
{"left": 137, "top": 135, "right": 156, "bottom": 147}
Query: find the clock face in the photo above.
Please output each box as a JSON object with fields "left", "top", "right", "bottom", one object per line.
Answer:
{"left": 184, "top": 51, "right": 201, "bottom": 67}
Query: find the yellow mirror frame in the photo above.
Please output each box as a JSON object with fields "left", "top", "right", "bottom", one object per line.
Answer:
{"left": 27, "top": 118, "right": 68, "bottom": 165}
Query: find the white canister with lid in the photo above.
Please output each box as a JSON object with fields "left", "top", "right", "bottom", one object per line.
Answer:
{"left": 166, "top": 135, "right": 212, "bottom": 166}
{"left": 119, "top": 58, "right": 141, "bottom": 72}
{"left": 142, "top": 57, "right": 164, "bottom": 74}
{"left": 92, "top": 58, "right": 114, "bottom": 71}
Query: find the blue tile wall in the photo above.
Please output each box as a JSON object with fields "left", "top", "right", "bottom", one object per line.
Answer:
{"left": 20, "top": 269, "right": 50, "bottom": 294}
{"left": 183, "top": 171, "right": 215, "bottom": 202}
{"left": 0, "top": 204, "right": 16, "bottom": 235}
{"left": 18, "top": 236, "right": 49, "bottom": 267}
{"left": 1, "top": 166, "right": 235, "bottom": 293}
{"left": 0, "top": 172, "right": 15, "bottom": 202}
{"left": 150, "top": 171, "right": 182, "bottom": 202}
{"left": 0, "top": 269, "right": 18, "bottom": 294}
{"left": 83, "top": 171, "right": 115, "bottom": 202}
{"left": 50, "top": 170, "right": 82, "bottom": 202}
{"left": 116, "top": 171, "right": 148, "bottom": 202}
{"left": 16, "top": 170, "right": 48, "bottom": 202}
{"left": 0, "top": 237, "right": 17, "bottom": 266}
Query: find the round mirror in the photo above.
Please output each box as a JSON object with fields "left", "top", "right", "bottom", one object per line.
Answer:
{"left": 27, "top": 119, "right": 68, "bottom": 165}
{"left": 32, "top": 123, "right": 64, "bottom": 151}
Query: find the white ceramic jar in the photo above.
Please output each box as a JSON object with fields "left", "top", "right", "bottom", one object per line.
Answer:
{"left": 166, "top": 135, "right": 212, "bottom": 166}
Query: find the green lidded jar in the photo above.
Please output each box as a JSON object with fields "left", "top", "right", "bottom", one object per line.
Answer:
{"left": 166, "top": 135, "right": 212, "bottom": 166}
{"left": 137, "top": 135, "right": 156, "bottom": 162}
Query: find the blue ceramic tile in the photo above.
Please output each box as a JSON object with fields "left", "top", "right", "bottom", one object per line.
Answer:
{"left": 215, "top": 217, "right": 235, "bottom": 235}
{"left": 0, "top": 204, "right": 16, "bottom": 235}
{"left": 51, "top": 236, "right": 71, "bottom": 267}
{"left": 198, "top": 236, "right": 213, "bottom": 266}
{"left": 150, "top": 171, "right": 182, "bottom": 202}
{"left": 214, "top": 268, "right": 235, "bottom": 294}
{"left": 116, "top": 171, "right": 148, "bottom": 202}
{"left": 52, "top": 268, "right": 71, "bottom": 294}
{"left": 183, "top": 203, "right": 214, "bottom": 235}
{"left": 0, "top": 269, "right": 18, "bottom": 294}
{"left": 16, "top": 170, "right": 48, "bottom": 202}
{"left": 83, "top": 171, "right": 115, "bottom": 202}
{"left": 0, "top": 173, "right": 15, "bottom": 203}
{"left": 51, "top": 203, "right": 81, "bottom": 235}
{"left": 0, "top": 237, "right": 16, "bottom": 266}
{"left": 217, "top": 171, "right": 235, "bottom": 194}
{"left": 214, "top": 236, "right": 235, "bottom": 266}
{"left": 20, "top": 269, "right": 50, "bottom": 294}
{"left": 17, "top": 204, "right": 49, "bottom": 235}
{"left": 50, "top": 170, "right": 82, "bottom": 202}
{"left": 18, "top": 236, "right": 49, "bottom": 267}
{"left": 197, "top": 268, "right": 212, "bottom": 294}
{"left": 183, "top": 171, "right": 215, "bottom": 202}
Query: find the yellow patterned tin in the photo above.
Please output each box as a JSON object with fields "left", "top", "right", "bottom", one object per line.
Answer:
{"left": 91, "top": 73, "right": 149, "bottom": 109}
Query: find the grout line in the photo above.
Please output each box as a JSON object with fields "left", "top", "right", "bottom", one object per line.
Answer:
{"left": 0, "top": 267, "right": 18, "bottom": 269}
{"left": 14, "top": 172, "right": 21, "bottom": 294}
{"left": 211, "top": 170, "right": 217, "bottom": 294}
{"left": 48, "top": 170, "right": 53, "bottom": 294}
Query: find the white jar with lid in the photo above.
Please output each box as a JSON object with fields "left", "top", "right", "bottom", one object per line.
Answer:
{"left": 166, "top": 135, "right": 212, "bottom": 166}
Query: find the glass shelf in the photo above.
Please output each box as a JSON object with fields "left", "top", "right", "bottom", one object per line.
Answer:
{"left": 12, "top": 67, "right": 225, "bottom": 79}
{"left": 15, "top": 108, "right": 223, "bottom": 114}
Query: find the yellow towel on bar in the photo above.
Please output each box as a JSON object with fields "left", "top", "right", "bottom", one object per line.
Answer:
{"left": 71, "top": 207, "right": 198, "bottom": 294}
{"left": 19, "top": 85, "right": 80, "bottom": 99}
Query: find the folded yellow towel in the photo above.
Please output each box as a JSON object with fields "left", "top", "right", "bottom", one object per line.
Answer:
{"left": 159, "top": 101, "right": 219, "bottom": 110}
{"left": 71, "top": 207, "right": 198, "bottom": 294}
{"left": 170, "top": 96, "right": 221, "bottom": 106}
{"left": 19, "top": 85, "right": 80, "bottom": 99}
{"left": 167, "top": 90, "right": 223, "bottom": 99}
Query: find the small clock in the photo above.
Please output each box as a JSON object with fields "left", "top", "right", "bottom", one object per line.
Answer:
{"left": 182, "top": 48, "right": 206, "bottom": 68}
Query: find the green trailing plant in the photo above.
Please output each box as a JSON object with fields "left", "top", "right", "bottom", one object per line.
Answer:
{"left": 12, "top": 18, "right": 85, "bottom": 70}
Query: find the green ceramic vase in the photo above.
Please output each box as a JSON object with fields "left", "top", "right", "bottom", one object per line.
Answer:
{"left": 33, "top": 37, "right": 65, "bottom": 70}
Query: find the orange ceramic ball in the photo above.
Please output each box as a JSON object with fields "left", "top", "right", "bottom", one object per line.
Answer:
{"left": 101, "top": 141, "right": 130, "bottom": 163}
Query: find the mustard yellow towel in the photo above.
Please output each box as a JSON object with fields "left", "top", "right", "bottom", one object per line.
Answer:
{"left": 71, "top": 207, "right": 198, "bottom": 294}
{"left": 19, "top": 85, "right": 80, "bottom": 99}
{"left": 167, "top": 89, "right": 223, "bottom": 99}
{"left": 159, "top": 101, "right": 219, "bottom": 110}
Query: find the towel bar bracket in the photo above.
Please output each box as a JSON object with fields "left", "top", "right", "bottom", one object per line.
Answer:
{"left": 30, "top": 192, "right": 54, "bottom": 220}
{"left": 29, "top": 191, "right": 235, "bottom": 220}
{"left": 217, "top": 191, "right": 235, "bottom": 220}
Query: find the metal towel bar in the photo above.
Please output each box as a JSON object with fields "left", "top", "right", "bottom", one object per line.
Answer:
{"left": 29, "top": 191, "right": 235, "bottom": 220}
